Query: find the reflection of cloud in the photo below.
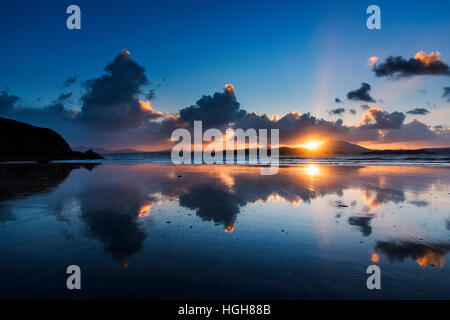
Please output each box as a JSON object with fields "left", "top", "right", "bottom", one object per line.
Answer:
{"left": 348, "top": 216, "right": 373, "bottom": 236}
{"left": 375, "top": 241, "right": 450, "bottom": 268}
{"left": 179, "top": 184, "right": 245, "bottom": 231}
{"left": 371, "top": 252, "right": 380, "bottom": 263}
{"left": 408, "top": 200, "right": 429, "bottom": 207}
{"left": 78, "top": 184, "right": 149, "bottom": 267}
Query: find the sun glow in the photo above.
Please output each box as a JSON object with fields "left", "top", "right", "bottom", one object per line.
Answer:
{"left": 299, "top": 140, "right": 323, "bottom": 150}
{"left": 303, "top": 164, "right": 321, "bottom": 176}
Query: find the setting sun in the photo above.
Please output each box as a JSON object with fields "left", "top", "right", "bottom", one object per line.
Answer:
{"left": 299, "top": 140, "right": 323, "bottom": 150}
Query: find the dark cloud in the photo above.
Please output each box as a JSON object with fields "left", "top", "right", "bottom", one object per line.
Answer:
{"left": 361, "top": 108, "right": 405, "bottom": 129}
{"left": 406, "top": 108, "right": 430, "bottom": 115}
{"left": 234, "top": 111, "right": 349, "bottom": 145}
{"left": 177, "top": 84, "right": 246, "bottom": 130}
{"left": 0, "top": 91, "right": 20, "bottom": 114}
{"left": 57, "top": 92, "right": 73, "bottom": 101}
{"left": 329, "top": 108, "right": 345, "bottom": 115}
{"left": 0, "top": 89, "right": 76, "bottom": 128}
{"left": 373, "top": 53, "right": 450, "bottom": 78}
{"left": 77, "top": 50, "right": 162, "bottom": 130}
{"left": 2, "top": 51, "right": 449, "bottom": 149}
{"left": 443, "top": 87, "right": 450, "bottom": 102}
{"left": 347, "top": 83, "right": 375, "bottom": 102}
{"left": 335, "top": 98, "right": 342, "bottom": 103}
{"left": 63, "top": 76, "right": 77, "bottom": 87}
{"left": 146, "top": 88, "right": 156, "bottom": 100}
{"left": 378, "top": 119, "right": 447, "bottom": 143}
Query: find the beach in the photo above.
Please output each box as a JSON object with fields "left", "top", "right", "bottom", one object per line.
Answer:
{"left": 0, "top": 163, "right": 449, "bottom": 299}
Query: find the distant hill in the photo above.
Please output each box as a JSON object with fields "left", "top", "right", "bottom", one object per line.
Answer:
{"left": 278, "top": 140, "right": 370, "bottom": 155}
{"left": 363, "top": 148, "right": 450, "bottom": 155}
{"left": 73, "top": 139, "right": 450, "bottom": 157}
{"left": 73, "top": 146, "right": 145, "bottom": 154}
{"left": 0, "top": 117, "right": 103, "bottom": 162}
{"left": 318, "top": 140, "right": 370, "bottom": 155}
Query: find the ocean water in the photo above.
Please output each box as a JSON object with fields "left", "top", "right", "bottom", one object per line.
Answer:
{"left": 55, "top": 152, "right": 450, "bottom": 166}
{"left": 0, "top": 162, "right": 449, "bottom": 299}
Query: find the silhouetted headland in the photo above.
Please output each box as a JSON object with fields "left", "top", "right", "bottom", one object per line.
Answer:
{"left": 0, "top": 117, "right": 103, "bottom": 162}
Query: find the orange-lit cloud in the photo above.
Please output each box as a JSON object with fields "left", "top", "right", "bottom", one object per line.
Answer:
{"left": 367, "top": 56, "right": 379, "bottom": 67}
{"left": 414, "top": 51, "right": 441, "bottom": 65}
{"left": 225, "top": 84, "right": 235, "bottom": 94}
{"left": 138, "top": 100, "right": 163, "bottom": 117}
{"left": 362, "top": 107, "right": 380, "bottom": 123}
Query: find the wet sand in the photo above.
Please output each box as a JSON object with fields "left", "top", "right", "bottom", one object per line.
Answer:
{"left": 0, "top": 163, "right": 449, "bottom": 299}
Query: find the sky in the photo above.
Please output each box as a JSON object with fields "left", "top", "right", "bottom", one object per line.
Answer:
{"left": 0, "top": 0, "right": 449, "bottom": 150}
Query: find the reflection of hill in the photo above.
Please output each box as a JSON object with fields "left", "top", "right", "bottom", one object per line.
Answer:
{"left": 0, "top": 163, "right": 100, "bottom": 201}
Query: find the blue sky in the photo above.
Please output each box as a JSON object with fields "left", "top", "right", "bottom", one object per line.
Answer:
{"left": 1, "top": 0, "right": 449, "bottom": 149}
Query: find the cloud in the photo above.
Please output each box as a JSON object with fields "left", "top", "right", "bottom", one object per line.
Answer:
{"left": 378, "top": 119, "right": 449, "bottom": 144}
{"left": 442, "top": 87, "right": 450, "bottom": 102}
{"left": 406, "top": 108, "right": 430, "bottom": 115}
{"left": 234, "top": 111, "right": 349, "bottom": 145}
{"left": 361, "top": 108, "right": 405, "bottom": 129}
{"left": 2, "top": 51, "right": 449, "bottom": 150}
{"left": 329, "top": 107, "right": 346, "bottom": 115}
{"left": 335, "top": 98, "right": 342, "bottom": 103}
{"left": 57, "top": 92, "right": 73, "bottom": 101}
{"left": 77, "top": 50, "right": 162, "bottom": 130}
{"left": 0, "top": 90, "right": 20, "bottom": 114}
{"left": 373, "top": 51, "right": 450, "bottom": 78}
{"left": 0, "top": 89, "right": 78, "bottom": 132}
{"left": 347, "top": 83, "right": 376, "bottom": 102}
{"left": 63, "top": 76, "right": 77, "bottom": 87}
{"left": 177, "top": 84, "right": 246, "bottom": 130}
{"left": 367, "top": 56, "right": 379, "bottom": 67}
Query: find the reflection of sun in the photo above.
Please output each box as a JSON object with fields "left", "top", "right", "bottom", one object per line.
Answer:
{"left": 299, "top": 140, "right": 323, "bottom": 150}
{"left": 304, "top": 164, "right": 320, "bottom": 176}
